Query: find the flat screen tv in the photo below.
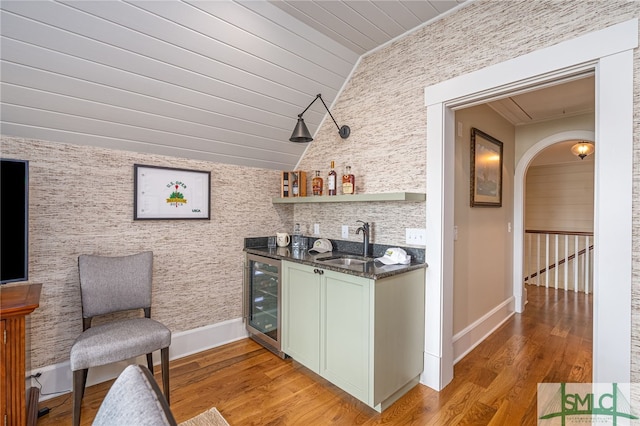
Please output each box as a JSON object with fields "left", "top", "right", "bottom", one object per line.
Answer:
{"left": 1, "top": 159, "right": 29, "bottom": 284}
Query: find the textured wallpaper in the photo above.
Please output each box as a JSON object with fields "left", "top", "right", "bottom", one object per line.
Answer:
{"left": 1, "top": 136, "right": 290, "bottom": 368}
{"left": 296, "top": 0, "right": 640, "bottom": 378}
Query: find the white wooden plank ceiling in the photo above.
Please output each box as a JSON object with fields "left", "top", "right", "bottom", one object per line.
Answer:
{"left": 0, "top": 0, "right": 465, "bottom": 170}
{"left": 3, "top": 0, "right": 594, "bottom": 171}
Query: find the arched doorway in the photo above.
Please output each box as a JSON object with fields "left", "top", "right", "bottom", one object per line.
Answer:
{"left": 422, "top": 20, "right": 636, "bottom": 390}
{"left": 514, "top": 131, "right": 596, "bottom": 305}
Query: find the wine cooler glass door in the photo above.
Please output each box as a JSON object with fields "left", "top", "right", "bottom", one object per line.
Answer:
{"left": 247, "top": 256, "right": 280, "bottom": 351}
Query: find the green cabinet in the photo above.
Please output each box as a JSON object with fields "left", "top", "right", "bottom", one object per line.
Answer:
{"left": 321, "top": 269, "right": 371, "bottom": 402}
{"left": 282, "top": 261, "right": 425, "bottom": 412}
{"left": 281, "top": 262, "right": 320, "bottom": 371}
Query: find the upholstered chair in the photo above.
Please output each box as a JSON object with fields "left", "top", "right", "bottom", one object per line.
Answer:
{"left": 70, "top": 251, "right": 171, "bottom": 426}
{"left": 93, "top": 364, "right": 177, "bottom": 426}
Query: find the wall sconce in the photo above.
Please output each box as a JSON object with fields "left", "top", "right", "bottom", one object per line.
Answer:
{"left": 571, "top": 141, "right": 595, "bottom": 160}
{"left": 289, "top": 93, "right": 350, "bottom": 143}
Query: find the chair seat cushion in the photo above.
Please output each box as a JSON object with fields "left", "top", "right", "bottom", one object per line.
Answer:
{"left": 70, "top": 318, "right": 171, "bottom": 371}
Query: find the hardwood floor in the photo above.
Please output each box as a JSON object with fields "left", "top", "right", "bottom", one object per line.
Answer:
{"left": 37, "top": 285, "right": 592, "bottom": 425}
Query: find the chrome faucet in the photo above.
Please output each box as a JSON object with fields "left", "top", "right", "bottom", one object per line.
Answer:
{"left": 356, "top": 220, "right": 370, "bottom": 257}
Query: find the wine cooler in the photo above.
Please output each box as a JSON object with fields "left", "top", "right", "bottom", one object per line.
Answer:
{"left": 244, "top": 253, "right": 283, "bottom": 357}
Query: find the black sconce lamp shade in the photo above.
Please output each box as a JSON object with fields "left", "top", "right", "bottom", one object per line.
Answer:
{"left": 289, "top": 94, "right": 350, "bottom": 143}
{"left": 290, "top": 117, "right": 313, "bottom": 143}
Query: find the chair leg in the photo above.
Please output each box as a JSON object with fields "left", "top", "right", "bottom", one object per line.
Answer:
{"left": 161, "top": 347, "right": 170, "bottom": 405}
{"left": 146, "top": 352, "right": 154, "bottom": 374}
{"left": 72, "top": 369, "right": 88, "bottom": 426}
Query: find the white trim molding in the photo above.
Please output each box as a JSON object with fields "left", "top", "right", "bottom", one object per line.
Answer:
{"left": 29, "top": 318, "right": 248, "bottom": 401}
{"left": 423, "top": 19, "right": 638, "bottom": 390}
{"left": 513, "top": 130, "right": 596, "bottom": 312}
{"left": 452, "top": 297, "right": 515, "bottom": 364}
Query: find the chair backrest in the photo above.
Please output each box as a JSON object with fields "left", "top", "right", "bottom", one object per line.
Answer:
{"left": 92, "top": 364, "right": 177, "bottom": 426}
{"left": 78, "top": 251, "right": 153, "bottom": 318}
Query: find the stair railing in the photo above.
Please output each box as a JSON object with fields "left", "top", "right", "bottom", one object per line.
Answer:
{"left": 524, "top": 230, "right": 594, "bottom": 294}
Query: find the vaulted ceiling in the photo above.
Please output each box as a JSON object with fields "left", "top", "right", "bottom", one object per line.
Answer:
{"left": 1, "top": 1, "right": 595, "bottom": 171}
{"left": 0, "top": 0, "right": 466, "bottom": 170}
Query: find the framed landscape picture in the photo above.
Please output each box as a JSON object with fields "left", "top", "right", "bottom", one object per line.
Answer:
{"left": 470, "top": 128, "right": 503, "bottom": 207}
{"left": 134, "top": 164, "right": 211, "bottom": 220}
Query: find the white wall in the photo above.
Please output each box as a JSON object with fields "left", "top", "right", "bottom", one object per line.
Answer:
{"left": 515, "top": 113, "right": 595, "bottom": 163}
{"left": 525, "top": 162, "right": 594, "bottom": 233}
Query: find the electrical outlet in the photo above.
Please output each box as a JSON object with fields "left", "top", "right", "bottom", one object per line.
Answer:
{"left": 341, "top": 225, "right": 349, "bottom": 239}
{"left": 314, "top": 223, "right": 320, "bottom": 235}
{"left": 406, "top": 228, "right": 426, "bottom": 245}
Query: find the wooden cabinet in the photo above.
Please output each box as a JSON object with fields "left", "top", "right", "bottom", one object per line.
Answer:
{"left": 282, "top": 262, "right": 425, "bottom": 412}
{"left": 0, "top": 283, "right": 42, "bottom": 426}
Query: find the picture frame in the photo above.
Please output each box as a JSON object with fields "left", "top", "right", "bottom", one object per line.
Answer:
{"left": 470, "top": 128, "right": 503, "bottom": 207}
{"left": 134, "top": 164, "right": 211, "bottom": 220}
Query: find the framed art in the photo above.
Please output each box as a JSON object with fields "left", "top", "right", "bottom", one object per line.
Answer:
{"left": 134, "top": 164, "right": 211, "bottom": 220}
{"left": 470, "top": 128, "right": 503, "bottom": 207}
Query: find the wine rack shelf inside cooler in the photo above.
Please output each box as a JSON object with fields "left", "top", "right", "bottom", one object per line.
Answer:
{"left": 251, "top": 262, "right": 278, "bottom": 337}
{"left": 245, "top": 254, "right": 282, "bottom": 356}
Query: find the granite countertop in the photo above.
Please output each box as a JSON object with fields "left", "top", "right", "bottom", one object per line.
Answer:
{"left": 244, "top": 240, "right": 428, "bottom": 280}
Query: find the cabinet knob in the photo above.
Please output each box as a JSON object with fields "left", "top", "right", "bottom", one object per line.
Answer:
{"left": 313, "top": 268, "right": 324, "bottom": 275}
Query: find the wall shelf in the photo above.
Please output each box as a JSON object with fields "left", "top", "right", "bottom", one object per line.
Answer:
{"left": 272, "top": 192, "right": 425, "bottom": 204}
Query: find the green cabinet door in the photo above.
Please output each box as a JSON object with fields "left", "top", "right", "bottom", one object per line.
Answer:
{"left": 281, "top": 261, "right": 321, "bottom": 373}
{"left": 320, "top": 270, "right": 372, "bottom": 403}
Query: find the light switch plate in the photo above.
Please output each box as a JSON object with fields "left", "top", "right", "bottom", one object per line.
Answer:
{"left": 341, "top": 225, "right": 349, "bottom": 238}
{"left": 406, "top": 228, "right": 426, "bottom": 245}
{"left": 314, "top": 223, "right": 320, "bottom": 235}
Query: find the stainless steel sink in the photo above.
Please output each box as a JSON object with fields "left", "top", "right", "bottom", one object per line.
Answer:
{"left": 318, "top": 257, "right": 368, "bottom": 267}
{"left": 316, "top": 255, "right": 374, "bottom": 270}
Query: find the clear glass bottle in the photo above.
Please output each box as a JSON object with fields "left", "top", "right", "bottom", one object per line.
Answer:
{"left": 342, "top": 165, "right": 355, "bottom": 195}
{"left": 291, "top": 172, "right": 299, "bottom": 197}
{"left": 312, "top": 170, "right": 323, "bottom": 196}
{"left": 328, "top": 161, "right": 337, "bottom": 196}
{"left": 292, "top": 223, "right": 303, "bottom": 249}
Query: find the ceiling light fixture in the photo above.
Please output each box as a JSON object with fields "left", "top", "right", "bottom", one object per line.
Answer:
{"left": 289, "top": 94, "right": 350, "bottom": 143}
{"left": 571, "top": 141, "right": 595, "bottom": 160}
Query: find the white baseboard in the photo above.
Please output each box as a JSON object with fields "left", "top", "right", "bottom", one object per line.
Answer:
{"left": 29, "top": 318, "right": 248, "bottom": 401}
{"left": 452, "top": 297, "right": 515, "bottom": 363}
{"left": 420, "top": 297, "right": 515, "bottom": 391}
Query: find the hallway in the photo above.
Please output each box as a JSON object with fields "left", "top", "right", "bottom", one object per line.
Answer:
{"left": 432, "top": 284, "right": 592, "bottom": 425}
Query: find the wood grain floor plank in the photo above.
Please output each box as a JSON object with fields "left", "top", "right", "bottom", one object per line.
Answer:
{"left": 36, "top": 285, "right": 592, "bottom": 425}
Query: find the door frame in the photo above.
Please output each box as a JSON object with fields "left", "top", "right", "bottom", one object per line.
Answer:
{"left": 422, "top": 19, "right": 637, "bottom": 390}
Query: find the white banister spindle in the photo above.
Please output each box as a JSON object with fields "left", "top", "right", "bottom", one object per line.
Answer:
{"left": 536, "top": 233, "right": 541, "bottom": 286}
{"left": 554, "top": 234, "right": 559, "bottom": 289}
{"left": 545, "top": 233, "right": 550, "bottom": 287}
{"left": 585, "top": 236, "right": 590, "bottom": 294}
{"left": 527, "top": 233, "right": 532, "bottom": 283}
{"left": 573, "top": 235, "right": 579, "bottom": 292}
{"left": 564, "top": 234, "right": 569, "bottom": 291}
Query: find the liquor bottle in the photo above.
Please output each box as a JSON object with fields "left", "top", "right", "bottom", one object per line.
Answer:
{"left": 292, "top": 172, "right": 299, "bottom": 197}
{"left": 342, "top": 165, "right": 355, "bottom": 195}
{"left": 312, "top": 170, "right": 323, "bottom": 196}
{"left": 328, "top": 161, "right": 337, "bottom": 196}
